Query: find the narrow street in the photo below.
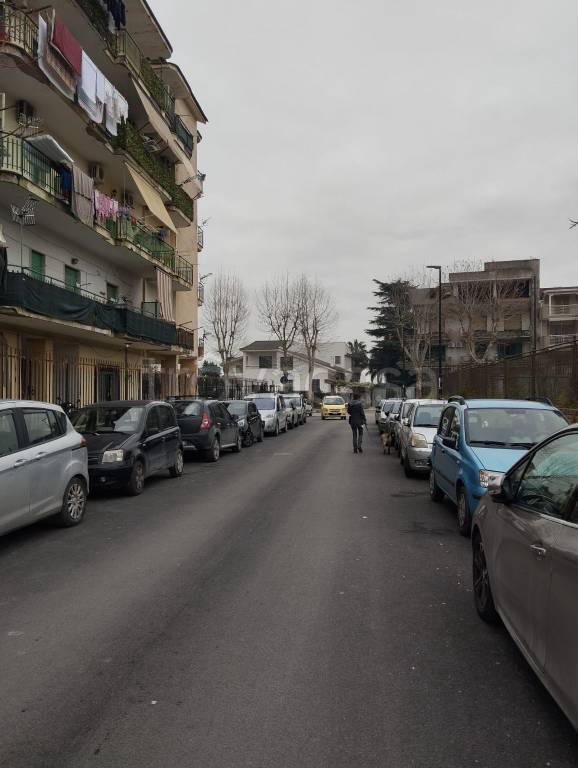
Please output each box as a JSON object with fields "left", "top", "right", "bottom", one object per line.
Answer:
{"left": 0, "top": 418, "right": 576, "bottom": 768}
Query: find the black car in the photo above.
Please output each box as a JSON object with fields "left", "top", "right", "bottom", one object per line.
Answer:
{"left": 70, "top": 400, "right": 184, "bottom": 496}
{"left": 171, "top": 399, "right": 242, "bottom": 461}
{"left": 224, "top": 400, "right": 264, "bottom": 446}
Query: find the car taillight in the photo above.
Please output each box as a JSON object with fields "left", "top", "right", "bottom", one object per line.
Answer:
{"left": 200, "top": 411, "right": 211, "bottom": 430}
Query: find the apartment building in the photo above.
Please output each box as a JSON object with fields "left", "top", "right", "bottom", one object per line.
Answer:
{"left": 540, "top": 287, "right": 578, "bottom": 347}
{"left": 239, "top": 341, "right": 352, "bottom": 395}
{"left": 0, "top": 0, "right": 207, "bottom": 404}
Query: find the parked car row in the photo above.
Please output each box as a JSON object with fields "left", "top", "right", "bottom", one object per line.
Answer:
{"left": 379, "top": 394, "right": 578, "bottom": 730}
{"left": 0, "top": 392, "right": 314, "bottom": 539}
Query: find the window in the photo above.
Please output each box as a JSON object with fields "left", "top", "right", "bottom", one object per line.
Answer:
{"left": 30, "top": 250, "right": 45, "bottom": 279}
{"left": 145, "top": 408, "right": 160, "bottom": 433}
{"left": 439, "top": 406, "right": 455, "bottom": 437}
{"left": 497, "top": 342, "right": 523, "bottom": 359}
{"left": 248, "top": 403, "right": 258, "bottom": 415}
{"left": 23, "top": 409, "right": 62, "bottom": 446}
{"left": 259, "top": 355, "right": 273, "bottom": 369}
{"left": 449, "top": 410, "right": 461, "bottom": 442}
{"left": 64, "top": 266, "right": 80, "bottom": 293}
{"left": 334, "top": 355, "right": 342, "bottom": 365}
{"left": 71, "top": 406, "right": 144, "bottom": 434}
{"left": 280, "top": 356, "right": 293, "bottom": 370}
{"left": 0, "top": 411, "right": 19, "bottom": 457}
{"left": 516, "top": 433, "right": 578, "bottom": 520}
{"left": 414, "top": 404, "right": 445, "bottom": 428}
{"left": 158, "top": 405, "right": 176, "bottom": 430}
{"left": 106, "top": 282, "right": 119, "bottom": 303}
{"left": 173, "top": 401, "right": 203, "bottom": 417}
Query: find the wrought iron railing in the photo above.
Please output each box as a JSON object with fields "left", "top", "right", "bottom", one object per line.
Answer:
{"left": 74, "top": 0, "right": 116, "bottom": 47}
{"left": 176, "top": 326, "right": 195, "bottom": 350}
{"left": 114, "top": 122, "right": 194, "bottom": 221}
{"left": 174, "top": 116, "right": 194, "bottom": 156}
{"left": 0, "top": 136, "right": 70, "bottom": 202}
{"left": 550, "top": 304, "right": 578, "bottom": 316}
{"left": 141, "top": 301, "right": 162, "bottom": 318}
{"left": 197, "top": 226, "right": 204, "bottom": 250}
{"left": 0, "top": 5, "right": 38, "bottom": 57}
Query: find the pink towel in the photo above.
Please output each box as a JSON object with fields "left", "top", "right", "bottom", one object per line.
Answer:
{"left": 51, "top": 16, "right": 81, "bottom": 76}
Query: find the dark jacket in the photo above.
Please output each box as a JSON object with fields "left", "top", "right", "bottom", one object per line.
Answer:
{"left": 347, "top": 400, "right": 366, "bottom": 427}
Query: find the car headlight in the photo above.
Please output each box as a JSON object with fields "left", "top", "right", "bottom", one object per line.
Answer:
{"left": 102, "top": 449, "right": 125, "bottom": 463}
{"left": 410, "top": 433, "right": 428, "bottom": 448}
{"left": 479, "top": 470, "right": 505, "bottom": 488}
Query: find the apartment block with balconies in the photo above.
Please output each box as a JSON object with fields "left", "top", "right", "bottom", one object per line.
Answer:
{"left": 0, "top": 0, "right": 207, "bottom": 403}
{"left": 541, "top": 287, "right": 578, "bottom": 347}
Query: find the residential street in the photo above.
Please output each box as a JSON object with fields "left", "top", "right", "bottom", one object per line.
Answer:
{"left": 1, "top": 418, "right": 577, "bottom": 768}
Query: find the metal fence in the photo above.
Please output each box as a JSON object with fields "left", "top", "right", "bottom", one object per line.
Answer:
{"left": 197, "top": 377, "right": 278, "bottom": 401}
{"left": 443, "top": 341, "right": 578, "bottom": 421}
{"left": 0, "top": 347, "right": 196, "bottom": 408}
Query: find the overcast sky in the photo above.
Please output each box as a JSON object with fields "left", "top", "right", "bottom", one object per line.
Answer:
{"left": 151, "top": 0, "right": 578, "bottom": 349}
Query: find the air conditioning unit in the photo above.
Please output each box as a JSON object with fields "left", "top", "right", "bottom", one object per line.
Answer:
{"left": 89, "top": 163, "right": 105, "bottom": 184}
{"left": 16, "top": 100, "right": 34, "bottom": 123}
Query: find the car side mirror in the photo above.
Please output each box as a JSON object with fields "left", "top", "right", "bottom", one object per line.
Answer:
{"left": 488, "top": 476, "right": 513, "bottom": 504}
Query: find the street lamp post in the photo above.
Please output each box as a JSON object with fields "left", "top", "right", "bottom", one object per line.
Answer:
{"left": 427, "top": 265, "right": 443, "bottom": 397}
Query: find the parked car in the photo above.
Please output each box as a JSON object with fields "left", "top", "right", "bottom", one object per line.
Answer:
{"left": 284, "top": 393, "right": 307, "bottom": 425}
{"left": 393, "top": 399, "right": 418, "bottom": 453}
{"left": 398, "top": 400, "right": 446, "bottom": 476}
{"left": 377, "top": 399, "right": 397, "bottom": 433}
{"left": 245, "top": 393, "right": 288, "bottom": 436}
{"left": 321, "top": 396, "right": 347, "bottom": 420}
{"left": 374, "top": 398, "right": 385, "bottom": 425}
{"left": 0, "top": 400, "right": 89, "bottom": 536}
{"left": 303, "top": 398, "right": 314, "bottom": 417}
{"left": 429, "top": 396, "right": 568, "bottom": 535}
{"left": 71, "top": 400, "right": 184, "bottom": 494}
{"left": 472, "top": 425, "right": 578, "bottom": 730}
{"left": 171, "top": 399, "right": 242, "bottom": 461}
{"left": 380, "top": 399, "right": 403, "bottom": 442}
{"left": 224, "top": 399, "right": 264, "bottom": 446}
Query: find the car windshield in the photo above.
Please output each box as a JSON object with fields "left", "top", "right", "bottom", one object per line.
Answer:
{"left": 466, "top": 408, "right": 568, "bottom": 447}
{"left": 413, "top": 404, "right": 445, "bottom": 427}
{"left": 381, "top": 403, "right": 393, "bottom": 414}
{"left": 251, "top": 398, "right": 275, "bottom": 410}
{"left": 172, "top": 401, "right": 203, "bottom": 417}
{"left": 324, "top": 397, "right": 344, "bottom": 405}
{"left": 286, "top": 397, "right": 301, "bottom": 406}
{"left": 226, "top": 402, "right": 247, "bottom": 416}
{"left": 71, "top": 405, "right": 145, "bottom": 434}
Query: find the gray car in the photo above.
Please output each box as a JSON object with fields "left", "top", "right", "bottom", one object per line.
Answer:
{"left": 0, "top": 400, "right": 89, "bottom": 536}
{"left": 472, "top": 425, "right": 578, "bottom": 730}
{"left": 398, "top": 400, "right": 446, "bottom": 476}
{"left": 284, "top": 393, "right": 307, "bottom": 425}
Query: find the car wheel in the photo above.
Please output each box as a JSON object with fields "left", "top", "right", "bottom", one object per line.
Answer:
{"left": 403, "top": 453, "right": 414, "bottom": 478}
{"left": 169, "top": 448, "right": 184, "bottom": 477}
{"left": 257, "top": 425, "right": 264, "bottom": 442}
{"left": 55, "top": 477, "right": 87, "bottom": 527}
{"left": 243, "top": 429, "right": 254, "bottom": 447}
{"left": 429, "top": 469, "right": 444, "bottom": 502}
{"left": 232, "top": 433, "right": 243, "bottom": 453}
{"left": 457, "top": 487, "right": 472, "bottom": 537}
{"left": 127, "top": 459, "right": 145, "bottom": 496}
{"left": 281, "top": 420, "right": 288, "bottom": 433}
{"left": 204, "top": 438, "right": 220, "bottom": 462}
{"left": 473, "top": 533, "right": 499, "bottom": 623}
{"left": 274, "top": 420, "right": 280, "bottom": 437}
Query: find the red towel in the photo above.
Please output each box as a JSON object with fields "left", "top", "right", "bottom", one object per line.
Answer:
{"left": 51, "top": 16, "right": 81, "bottom": 75}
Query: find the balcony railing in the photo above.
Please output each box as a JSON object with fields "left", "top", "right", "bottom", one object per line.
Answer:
{"left": 114, "top": 122, "right": 194, "bottom": 221}
{"left": 176, "top": 326, "right": 195, "bottom": 350}
{"left": 141, "top": 301, "right": 162, "bottom": 318}
{"left": 2, "top": 267, "right": 180, "bottom": 347}
{"left": 75, "top": 0, "right": 116, "bottom": 47}
{"left": 197, "top": 226, "right": 204, "bottom": 250}
{"left": 549, "top": 304, "right": 578, "bottom": 316}
{"left": 550, "top": 334, "right": 576, "bottom": 345}
{"left": 0, "top": 5, "right": 38, "bottom": 58}
{"left": 174, "top": 116, "right": 194, "bottom": 157}
{"left": 0, "top": 136, "right": 70, "bottom": 202}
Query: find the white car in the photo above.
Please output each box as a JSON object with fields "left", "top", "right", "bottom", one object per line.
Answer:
{"left": 244, "top": 393, "right": 288, "bottom": 436}
{"left": 0, "top": 400, "right": 89, "bottom": 537}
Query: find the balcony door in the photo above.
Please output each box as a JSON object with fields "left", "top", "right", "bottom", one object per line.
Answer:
{"left": 64, "top": 266, "right": 80, "bottom": 293}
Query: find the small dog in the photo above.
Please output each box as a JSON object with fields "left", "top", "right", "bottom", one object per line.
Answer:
{"left": 380, "top": 431, "right": 392, "bottom": 455}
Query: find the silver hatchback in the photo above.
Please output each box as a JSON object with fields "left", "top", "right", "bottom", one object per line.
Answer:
{"left": 472, "top": 426, "right": 578, "bottom": 730}
{"left": 398, "top": 400, "right": 446, "bottom": 476}
{"left": 0, "top": 400, "right": 89, "bottom": 537}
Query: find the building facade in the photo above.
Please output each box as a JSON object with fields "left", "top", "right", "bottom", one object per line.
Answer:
{"left": 540, "top": 287, "right": 578, "bottom": 347}
{"left": 0, "top": 0, "right": 207, "bottom": 405}
{"left": 239, "top": 340, "right": 351, "bottom": 395}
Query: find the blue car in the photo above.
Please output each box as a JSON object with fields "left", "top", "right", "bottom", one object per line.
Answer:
{"left": 429, "top": 397, "right": 568, "bottom": 536}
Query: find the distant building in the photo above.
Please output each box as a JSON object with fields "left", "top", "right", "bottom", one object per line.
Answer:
{"left": 540, "top": 287, "right": 578, "bottom": 347}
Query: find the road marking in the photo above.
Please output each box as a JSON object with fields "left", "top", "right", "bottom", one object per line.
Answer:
{"left": 274, "top": 452, "right": 293, "bottom": 456}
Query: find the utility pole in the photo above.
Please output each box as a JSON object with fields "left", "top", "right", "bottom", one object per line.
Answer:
{"left": 427, "top": 265, "right": 443, "bottom": 398}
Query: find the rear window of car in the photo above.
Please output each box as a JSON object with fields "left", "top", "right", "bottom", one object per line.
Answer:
{"left": 172, "top": 401, "right": 203, "bottom": 417}
{"left": 251, "top": 398, "right": 276, "bottom": 410}
{"left": 226, "top": 401, "right": 248, "bottom": 416}
{"left": 23, "top": 409, "right": 63, "bottom": 445}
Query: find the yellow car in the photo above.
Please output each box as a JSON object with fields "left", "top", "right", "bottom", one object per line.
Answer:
{"left": 321, "top": 396, "right": 347, "bottom": 420}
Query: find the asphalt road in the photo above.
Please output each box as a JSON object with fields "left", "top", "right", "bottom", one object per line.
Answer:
{"left": 1, "top": 416, "right": 577, "bottom": 768}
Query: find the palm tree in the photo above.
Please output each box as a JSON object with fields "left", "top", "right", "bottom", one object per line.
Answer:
{"left": 347, "top": 340, "right": 369, "bottom": 382}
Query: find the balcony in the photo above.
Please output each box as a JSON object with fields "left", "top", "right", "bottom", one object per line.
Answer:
{"left": 176, "top": 326, "right": 195, "bottom": 350}
{"left": 105, "top": 217, "right": 193, "bottom": 286}
{"left": 550, "top": 334, "right": 576, "bottom": 345}
{"left": 197, "top": 283, "right": 205, "bottom": 305}
{"left": 114, "top": 121, "right": 194, "bottom": 221}
{"left": 549, "top": 304, "right": 578, "bottom": 317}
{"left": 197, "top": 226, "right": 204, "bottom": 251}
{"left": 1, "top": 268, "right": 184, "bottom": 348}
{"left": 0, "top": 5, "right": 37, "bottom": 59}
{"left": 0, "top": 136, "right": 70, "bottom": 203}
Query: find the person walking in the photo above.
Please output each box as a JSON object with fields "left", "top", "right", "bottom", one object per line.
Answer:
{"left": 347, "top": 393, "right": 367, "bottom": 454}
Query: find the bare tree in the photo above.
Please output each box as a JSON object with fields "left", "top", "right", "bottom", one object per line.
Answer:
{"left": 257, "top": 274, "right": 301, "bottom": 384}
{"left": 204, "top": 271, "right": 250, "bottom": 392}
{"left": 297, "top": 276, "right": 337, "bottom": 398}
{"left": 447, "top": 261, "right": 528, "bottom": 363}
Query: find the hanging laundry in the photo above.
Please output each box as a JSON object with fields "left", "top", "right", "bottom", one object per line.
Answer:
{"left": 94, "top": 189, "right": 119, "bottom": 225}
{"left": 156, "top": 268, "right": 174, "bottom": 323}
{"left": 71, "top": 167, "right": 95, "bottom": 227}
{"left": 51, "top": 15, "right": 82, "bottom": 76}
{"left": 102, "top": 0, "right": 126, "bottom": 30}
{"left": 104, "top": 80, "right": 129, "bottom": 136}
{"left": 60, "top": 166, "right": 73, "bottom": 202}
{"left": 37, "top": 15, "right": 76, "bottom": 101}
